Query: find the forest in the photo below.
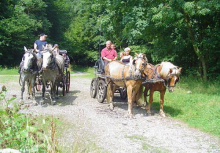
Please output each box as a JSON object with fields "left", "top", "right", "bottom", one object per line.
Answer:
{"left": 0, "top": 0, "right": 219, "bottom": 81}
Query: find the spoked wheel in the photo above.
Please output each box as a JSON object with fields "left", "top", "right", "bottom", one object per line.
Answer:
{"left": 90, "top": 78, "right": 97, "bottom": 98}
{"left": 62, "top": 77, "right": 66, "bottom": 96}
{"left": 119, "top": 88, "right": 127, "bottom": 100}
{"left": 35, "top": 76, "right": 42, "bottom": 91}
{"left": 97, "top": 79, "right": 106, "bottom": 103}
{"left": 66, "top": 71, "right": 70, "bottom": 93}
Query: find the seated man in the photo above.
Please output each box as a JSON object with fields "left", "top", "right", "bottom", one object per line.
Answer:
{"left": 101, "top": 40, "right": 117, "bottom": 68}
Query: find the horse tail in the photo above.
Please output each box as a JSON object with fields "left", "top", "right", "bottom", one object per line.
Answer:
{"left": 136, "top": 85, "right": 144, "bottom": 106}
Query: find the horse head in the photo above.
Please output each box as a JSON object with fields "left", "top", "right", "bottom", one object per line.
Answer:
{"left": 41, "top": 44, "right": 55, "bottom": 70}
{"left": 132, "top": 53, "right": 148, "bottom": 79}
{"left": 159, "top": 62, "right": 182, "bottom": 92}
{"left": 22, "top": 46, "right": 36, "bottom": 72}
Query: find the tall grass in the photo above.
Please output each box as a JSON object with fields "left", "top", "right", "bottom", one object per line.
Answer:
{"left": 151, "top": 76, "right": 220, "bottom": 137}
{"left": 0, "top": 66, "right": 18, "bottom": 75}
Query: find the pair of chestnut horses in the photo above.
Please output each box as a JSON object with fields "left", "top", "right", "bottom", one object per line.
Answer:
{"left": 105, "top": 53, "right": 182, "bottom": 117}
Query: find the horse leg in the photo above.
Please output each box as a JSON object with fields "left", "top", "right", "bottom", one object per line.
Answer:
{"left": 31, "top": 77, "right": 37, "bottom": 105}
{"left": 143, "top": 85, "right": 149, "bottom": 106}
{"left": 28, "top": 81, "right": 31, "bottom": 99}
{"left": 127, "top": 85, "right": 134, "bottom": 116}
{"left": 40, "top": 82, "right": 46, "bottom": 105}
{"left": 20, "top": 81, "right": 25, "bottom": 104}
{"left": 146, "top": 89, "right": 154, "bottom": 115}
{"left": 159, "top": 90, "right": 166, "bottom": 117}
{"left": 135, "top": 85, "right": 144, "bottom": 106}
{"left": 107, "top": 82, "right": 114, "bottom": 110}
{"left": 51, "top": 81, "right": 56, "bottom": 105}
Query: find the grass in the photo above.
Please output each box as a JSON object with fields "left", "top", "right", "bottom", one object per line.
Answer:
{"left": 151, "top": 76, "right": 220, "bottom": 137}
{"left": 0, "top": 67, "right": 18, "bottom": 75}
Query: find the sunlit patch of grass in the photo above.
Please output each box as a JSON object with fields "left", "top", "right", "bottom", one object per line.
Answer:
{"left": 149, "top": 77, "right": 220, "bottom": 138}
{"left": 0, "top": 67, "right": 18, "bottom": 75}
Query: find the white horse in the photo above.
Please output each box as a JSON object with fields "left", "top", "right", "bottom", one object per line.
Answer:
{"left": 40, "top": 44, "right": 64, "bottom": 105}
{"left": 19, "top": 46, "right": 38, "bottom": 105}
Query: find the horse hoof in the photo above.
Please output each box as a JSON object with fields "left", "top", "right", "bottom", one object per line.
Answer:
{"left": 19, "top": 100, "right": 24, "bottom": 105}
{"left": 159, "top": 111, "right": 166, "bottom": 117}
{"left": 109, "top": 103, "right": 114, "bottom": 110}
{"left": 146, "top": 112, "right": 152, "bottom": 116}
{"left": 32, "top": 102, "right": 38, "bottom": 106}
{"left": 124, "top": 113, "right": 135, "bottom": 119}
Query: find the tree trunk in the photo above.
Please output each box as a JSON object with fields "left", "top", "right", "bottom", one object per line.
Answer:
{"left": 183, "top": 11, "right": 207, "bottom": 81}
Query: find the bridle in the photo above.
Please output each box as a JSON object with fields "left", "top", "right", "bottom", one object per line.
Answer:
{"left": 42, "top": 51, "right": 56, "bottom": 70}
{"left": 21, "top": 51, "right": 36, "bottom": 72}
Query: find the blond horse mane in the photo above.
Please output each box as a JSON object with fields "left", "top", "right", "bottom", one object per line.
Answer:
{"left": 159, "top": 62, "right": 178, "bottom": 78}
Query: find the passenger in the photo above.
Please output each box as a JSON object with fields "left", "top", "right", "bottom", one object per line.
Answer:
{"left": 101, "top": 40, "right": 117, "bottom": 67}
{"left": 111, "top": 43, "right": 116, "bottom": 51}
{"left": 119, "top": 51, "right": 125, "bottom": 59}
{"left": 120, "top": 47, "right": 133, "bottom": 65}
{"left": 53, "top": 44, "right": 60, "bottom": 56}
{"left": 62, "top": 53, "right": 70, "bottom": 69}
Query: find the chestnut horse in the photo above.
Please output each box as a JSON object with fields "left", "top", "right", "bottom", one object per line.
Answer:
{"left": 142, "top": 62, "right": 182, "bottom": 117}
{"left": 105, "top": 53, "right": 148, "bottom": 116}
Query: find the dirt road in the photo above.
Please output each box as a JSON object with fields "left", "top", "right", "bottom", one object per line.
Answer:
{"left": 1, "top": 75, "right": 220, "bottom": 152}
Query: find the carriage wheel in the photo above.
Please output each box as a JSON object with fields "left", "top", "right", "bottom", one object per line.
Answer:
{"left": 66, "top": 71, "right": 70, "bottom": 93}
{"left": 97, "top": 79, "right": 106, "bottom": 103}
{"left": 119, "top": 88, "right": 127, "bottom": 100}
{"left": 62, "top": 77, "right": 66, "bottom": 96}
{"left": 90, "top": 78, "right": 97, "bottom": 98}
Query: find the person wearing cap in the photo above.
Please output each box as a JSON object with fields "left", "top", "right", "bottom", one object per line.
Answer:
{"left": 34, "top": 33, "right": 48, "bottom": 58}
{"left": 52, "top": 44, "right": 60, "bottom": 56}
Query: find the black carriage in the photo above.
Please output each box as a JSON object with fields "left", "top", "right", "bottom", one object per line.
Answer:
{"left": 35, "top": 50, "right": 70, "bottom": 96}
{"left": 90, "top": 58, "right": 127, "bottom": 103}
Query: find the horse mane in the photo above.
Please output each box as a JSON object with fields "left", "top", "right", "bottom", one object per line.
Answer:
{"left": 159, "top": 62, "right": 178, "bottom": 78}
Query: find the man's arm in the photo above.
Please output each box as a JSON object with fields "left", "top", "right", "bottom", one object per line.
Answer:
{"left": 34, "top": 43, "right": 39, "bottom": 53}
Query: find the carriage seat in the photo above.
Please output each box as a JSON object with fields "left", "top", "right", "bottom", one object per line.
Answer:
{"left": 95, "top": 57, "right": 105, "bottom": 74}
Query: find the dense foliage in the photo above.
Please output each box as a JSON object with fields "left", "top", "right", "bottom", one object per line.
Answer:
{"left": 0, "top": 0, "right": 219, "bottom": 80}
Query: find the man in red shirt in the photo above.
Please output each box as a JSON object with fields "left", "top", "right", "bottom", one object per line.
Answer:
{"left": 101, "top": 40, "right": 117, "bottom": 66}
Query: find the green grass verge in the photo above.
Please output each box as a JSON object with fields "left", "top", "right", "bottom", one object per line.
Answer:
{"left": 151, "top": 76, "right": 220, "bottom": 137}
{"left": 0, "top": 67, "right": 18, "bottom": 75}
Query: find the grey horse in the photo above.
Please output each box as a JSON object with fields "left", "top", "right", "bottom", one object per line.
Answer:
{"left": 40, "top": 44, "right": 64, "bottom": 105}
{"left": 19, "top": 46, "right": 38, "bottom": 105}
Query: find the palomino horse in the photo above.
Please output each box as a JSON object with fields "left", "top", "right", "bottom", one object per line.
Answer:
{"left": 142, "top": 62, "right": 182, "bottom": 117}
{"left": 19, "top": 47, "right": 38, "bottom": 104}
{"left": 41, "top": 44, "right": 64, "bottom": 104}
{"left": 105, "top": 53, "right": 148, "bottom": 116}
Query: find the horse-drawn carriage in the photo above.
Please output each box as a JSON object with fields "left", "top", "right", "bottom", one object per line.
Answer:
{"left": 89, "top": 53, "right": 182, "bottom": 117}
{"left": 35, "top": 49, "right": 70, "bottom": 96}
{"left": 19, "top": 45, "right": 71, "bottom": 105}
{"left": 90, "top": 58, "right": 127, "bottom": 103}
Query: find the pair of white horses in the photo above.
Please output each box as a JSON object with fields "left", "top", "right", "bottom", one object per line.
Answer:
{"left": 19, "top": 44, "right": 64, "bottom": 105}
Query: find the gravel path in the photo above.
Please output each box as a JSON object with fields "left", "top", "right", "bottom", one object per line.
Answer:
{"left": 1, "top": 75, "right": 220, "bottom": 153}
